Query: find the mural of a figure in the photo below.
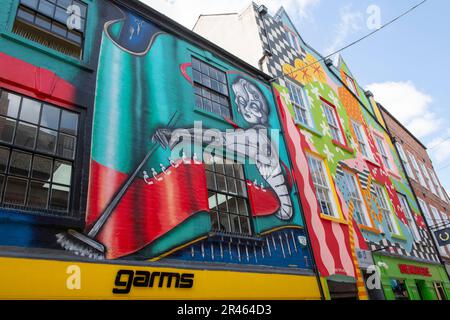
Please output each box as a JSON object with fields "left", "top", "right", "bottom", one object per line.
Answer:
{"left": 153, "top": 77, "right": 293, "bottom": 221}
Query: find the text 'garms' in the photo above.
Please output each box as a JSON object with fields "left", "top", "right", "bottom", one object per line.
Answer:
{"left": 113, "top": 270, "right": 194, "bottom": 294}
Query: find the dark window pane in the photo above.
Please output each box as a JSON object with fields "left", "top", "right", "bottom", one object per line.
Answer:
{"left": 27, "top": 180, "right": 49, "bottom": 209}
{"left": 4, "top": 177, "right": 28, "bottom": 205}
{"left": 219, "top": 214, "right": 230, "bottom": 232}
{"left": 37, "top": 128, "right": 57, "bottom": 154}
{"left": 57, "top": 0, "right": 72, "bottom": 8}
{"left": 49, "top": 185, "right": 70, "bottom": 211}
{"left": 20, "top": 98, "right": 41, "bottom": 124}
{"left": 208, "top": 191, "right": 217, "bottom": 210}
{"left": 209, "top": 68, "right": 217, "bottom": 80}
{"left": 0, "top": 92, "right": 21, "bottom": 118}
{"left": 15, "top": 122, "right": 37, "bottom": 149}
{"left": 54, "top": 6, "right": 68, "bottom": 24}
{"left": 206, "top": 171, "right": 216, "bottom": 190}
{"left": 234, "top": 164, "right": 245, "bottom": 179}
{"left": 32, "top": 156, "right": 53, "bottom": 181}
{"left": 57, "top": 133, "right": 76, "bottom": 159}
{"left": 230, "top": 214, "right": 241, "bottom": 234}
{"left": 60, "top": 110, "right": 78, "bottom": 135}
{"left": 0, "top": 175, "right": 4, "bottom": 197}
{"left": 51, "top": 21, "right": 67, "bottom": 37}
{"left": 195, "top": 95, "right": 203, "bottom": 109}
{"left": 40, "top": 104, "right": 60, "bottom": 129}
{"left": 67, "top": 30, "right": 82, "bottom": 44}
{"left": 224, "top": 162, "right": 234, "bottom": 177}
{"left": 0, "top": 117, "right": 16, "bottom": 144}
{"left": 227, "top": 196, "right": 238, "bottom": 214}
{"left": 201, "top": 74, "right": 211, "bottom": 88}
{"left": 52, "top": 161, "right": 72, "bottom": 185}
{"left": 35, "top": 14, "right": 52, "bottom": 30}
{"left": 217, "top": 72, "right": 226, "bottom": 84}
{"left": 192, "top": 70, "right": 201, "bottom": 83}
{"left": 192, "top": 58, "right": 200, "bottom": 71}
{"left": 237, "top": 198, "right": 248, "bottom": 215}
{"left": 216, "top": 175, "right": 226, "bottom": 192}
{"left": 9, "top": 151, "right": 32, "bottom": 177}
{"left": 73, "top": 1, "right": 87, "bottom": 17}
{"left": 202, "top": 99, "right": 212, "bottom": 113}
{"left": 236, "top": 180, "right": 246, "bottom": 197}
{"left": 0, "top": 148, "right": 10, "bottom": 173}
{"left": 200, "top": 62, "right": 209, "bottom": 76}
{"left": 240, "top": 217, "right": 250, "bottom": 235}
{"left": 38, "top": 0, "right": 55, "bottom": 17}
{"left": 211, "top": 80, "right": 219, "bottom": 92}
{"left": 20, "top": 0, "right": 39, "bottom": 10}
{"left": 226, "top": 177, "right": 237, "bottom": 194}
{"left": 211, "top": 211, "right": 220, "bottom": 231}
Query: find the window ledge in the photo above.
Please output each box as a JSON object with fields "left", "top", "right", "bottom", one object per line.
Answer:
{"left": 1, "top": 31, "right": 93, "bottom": 72}
{"left": 320, "top": 213, "right": 348, "bottom": 225}
{"left": 332, "top": 140, "right": 354, "bottom": 154}
{"left": 194, "top": 107, "right": 233, "bottom": 125}
{"left": 358, "top": 224, "right": 381, "bottom": 235}
{"left": 297, "top": 122, "right": 322, "bottom": 138}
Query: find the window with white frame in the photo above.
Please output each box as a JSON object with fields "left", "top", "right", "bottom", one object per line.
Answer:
{"left": 397, "top": 193, "right": 420, "bottom": 242}
{"left": 351, "top": 120, "right": 371, "bottom": 159}
{"left": 418, "top": 198, "right": 432, "bottom": 224}
{"left": 374, "top": 136, "right": 392, "bottom": 170}
{"left": 409, "top": 152, "right": 427, "bottom": 187}
{"left": 322, "top": 100, "right": 345, "bottom": 144}
{"left": 342, "top": 171, "right": 371, "bottom": 227}
{"left": 345, "top": 74, "right": 357, "bottom": 95}
{"left": 430, "top": 205, "right": 442, "bottom": 224}
{"left": 396, "top": 142, "right": 414, "bottom": 178}
{"left": 286, "top": 79, "right": 312, "bottom": 127}
{"left": 428, "top": 168, "right": 447, "bottom": 202}
{"left": 372, "top": 183, "right": 399, "bottom": 235}
{"left": 307, "top": 154, "right": 339, "bottom": 218}
{"left": 285, "top": 31, "right": 306, "bottom": 58}
{"left": 419, "top": 162, "right": 434, "bottom": 193}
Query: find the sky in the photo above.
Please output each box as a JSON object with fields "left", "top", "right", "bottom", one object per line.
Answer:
{"left": 140, "top": 0, "right": 450, "bottom": 195}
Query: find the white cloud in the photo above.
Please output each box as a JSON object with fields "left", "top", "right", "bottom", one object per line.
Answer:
{"left": 428, "top": 129, "right": 450, "bottom": 164}
{"left": 366, "top": 81, "right": 442, "bottom": 139}
{"left": 139, "top": 0, "right": 320, "bottom": 29}
{"left": 325, "top": 5, "right": 364, "bottom": 55}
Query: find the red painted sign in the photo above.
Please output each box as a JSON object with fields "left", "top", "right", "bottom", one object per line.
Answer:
{"left": 398, "top": 264, "right": 432, "bottom": 277}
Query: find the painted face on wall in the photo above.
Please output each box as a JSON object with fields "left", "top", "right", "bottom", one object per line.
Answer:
{"left": 232, "top": 78, "right": 269, "bottom": 125}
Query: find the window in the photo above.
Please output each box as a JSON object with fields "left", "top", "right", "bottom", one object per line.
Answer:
{"left": 408, "top": 152, "right": 426, "bottom": 187}
{"left": 418, "top": 198, "right": 432, "bottom": 224}
{"left": 372, "top": 184, "right": 399, "bottom": 235}
{"left": 429, "top": 168, "right": 447, "bottom": 202}
{"left": 342, "top": 171, "right": 371, "bottom": 227}
{"left": 192, "top": 57, "right": 231, "bottom": 118}
{"left": 205, "top": 154, "right": 251, "bottom": 236}
{"left": 307, "top": 154, "right": 339, "bottom": 219}
{"left": 322, "top": 100, "right": 345, "bottom": 144}
{"left": 419, "top": 162, "right": 435, "bottom": 193}
{"left": 351, "top": 121, "right": 371, "bottom": 159}
{"left": 345, "top": 74, "right": 357, "bottom": 96}
{"left": 13, "top": 0, "right": 87, "bottom": 59}
{"left": 390, "top": 279, "right": 410, "bottom": 300}
{"left": 286, "top": 79, "right": 312, "bottom": 127}
{"left": 434, "top": 282, "right": 448, "bottom": 300}
{"left": 396, "top": 142, "right": 414, "bottom": 178}
{"left": 374, "top": 136, "right": 392, "bottom": 170}
{"left": 397, "top": 193, "right": 420, "bottom": 242}
{"left": 0, "top": 90, "right": 78, "bottom": 215}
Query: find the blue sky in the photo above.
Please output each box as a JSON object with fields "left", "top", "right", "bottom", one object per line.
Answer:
{"left": 141, "top": 0, "right": 450, "bottom": 194}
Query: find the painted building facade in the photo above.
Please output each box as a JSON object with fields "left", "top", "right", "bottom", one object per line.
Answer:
{"left": 194, "top": 2, "right": 450, "bottom": 300}
{"left": 380, "top": 104, "right": 450, "bottom": 282}
{"left": 0, "top": 0, "right": 322, "bottom": 299}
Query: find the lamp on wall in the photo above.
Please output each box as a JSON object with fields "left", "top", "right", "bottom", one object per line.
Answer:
{"left": 258, "top": 5, "right": 268, "bottom": 16}
{"left": 325, "top": 58, "right": 333, "bottom": 67}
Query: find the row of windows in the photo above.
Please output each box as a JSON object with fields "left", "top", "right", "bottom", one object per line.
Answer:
{"left": 306, "top": 152, "right": 421, "bottom": 241}
{"left": 0, "top": 90, "right": 78, "bottom": 217}
{"left": 13, "top": 0, "right": 86, "bottom": 59}
{"left": 397, "top": 142, "right": 447, "bottom": 202}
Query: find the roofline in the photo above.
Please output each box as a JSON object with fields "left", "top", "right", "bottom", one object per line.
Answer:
{"left": 377, "top": 103, "right": 428, "bottom": 150}
{"left": 192, "top": 13, "right": 239, "bottom": 31}
{"left": 112, "top": 0, "right": 271, "bottom": 81}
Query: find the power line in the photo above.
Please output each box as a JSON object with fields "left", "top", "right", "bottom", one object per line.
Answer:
{"left": 270, "top": 0, "right": 428, "bottom": 82}
{"left": 428, "top": 135, "right": 450, "bottom": 151}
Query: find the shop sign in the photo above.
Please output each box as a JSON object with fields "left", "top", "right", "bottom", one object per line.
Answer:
{"left": 398, "top": 264, "right": 432, "bottom": 277}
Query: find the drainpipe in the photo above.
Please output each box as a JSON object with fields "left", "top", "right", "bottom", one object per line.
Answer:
{"left": 268, "top": 83, "right": 326, "bottom": 300}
